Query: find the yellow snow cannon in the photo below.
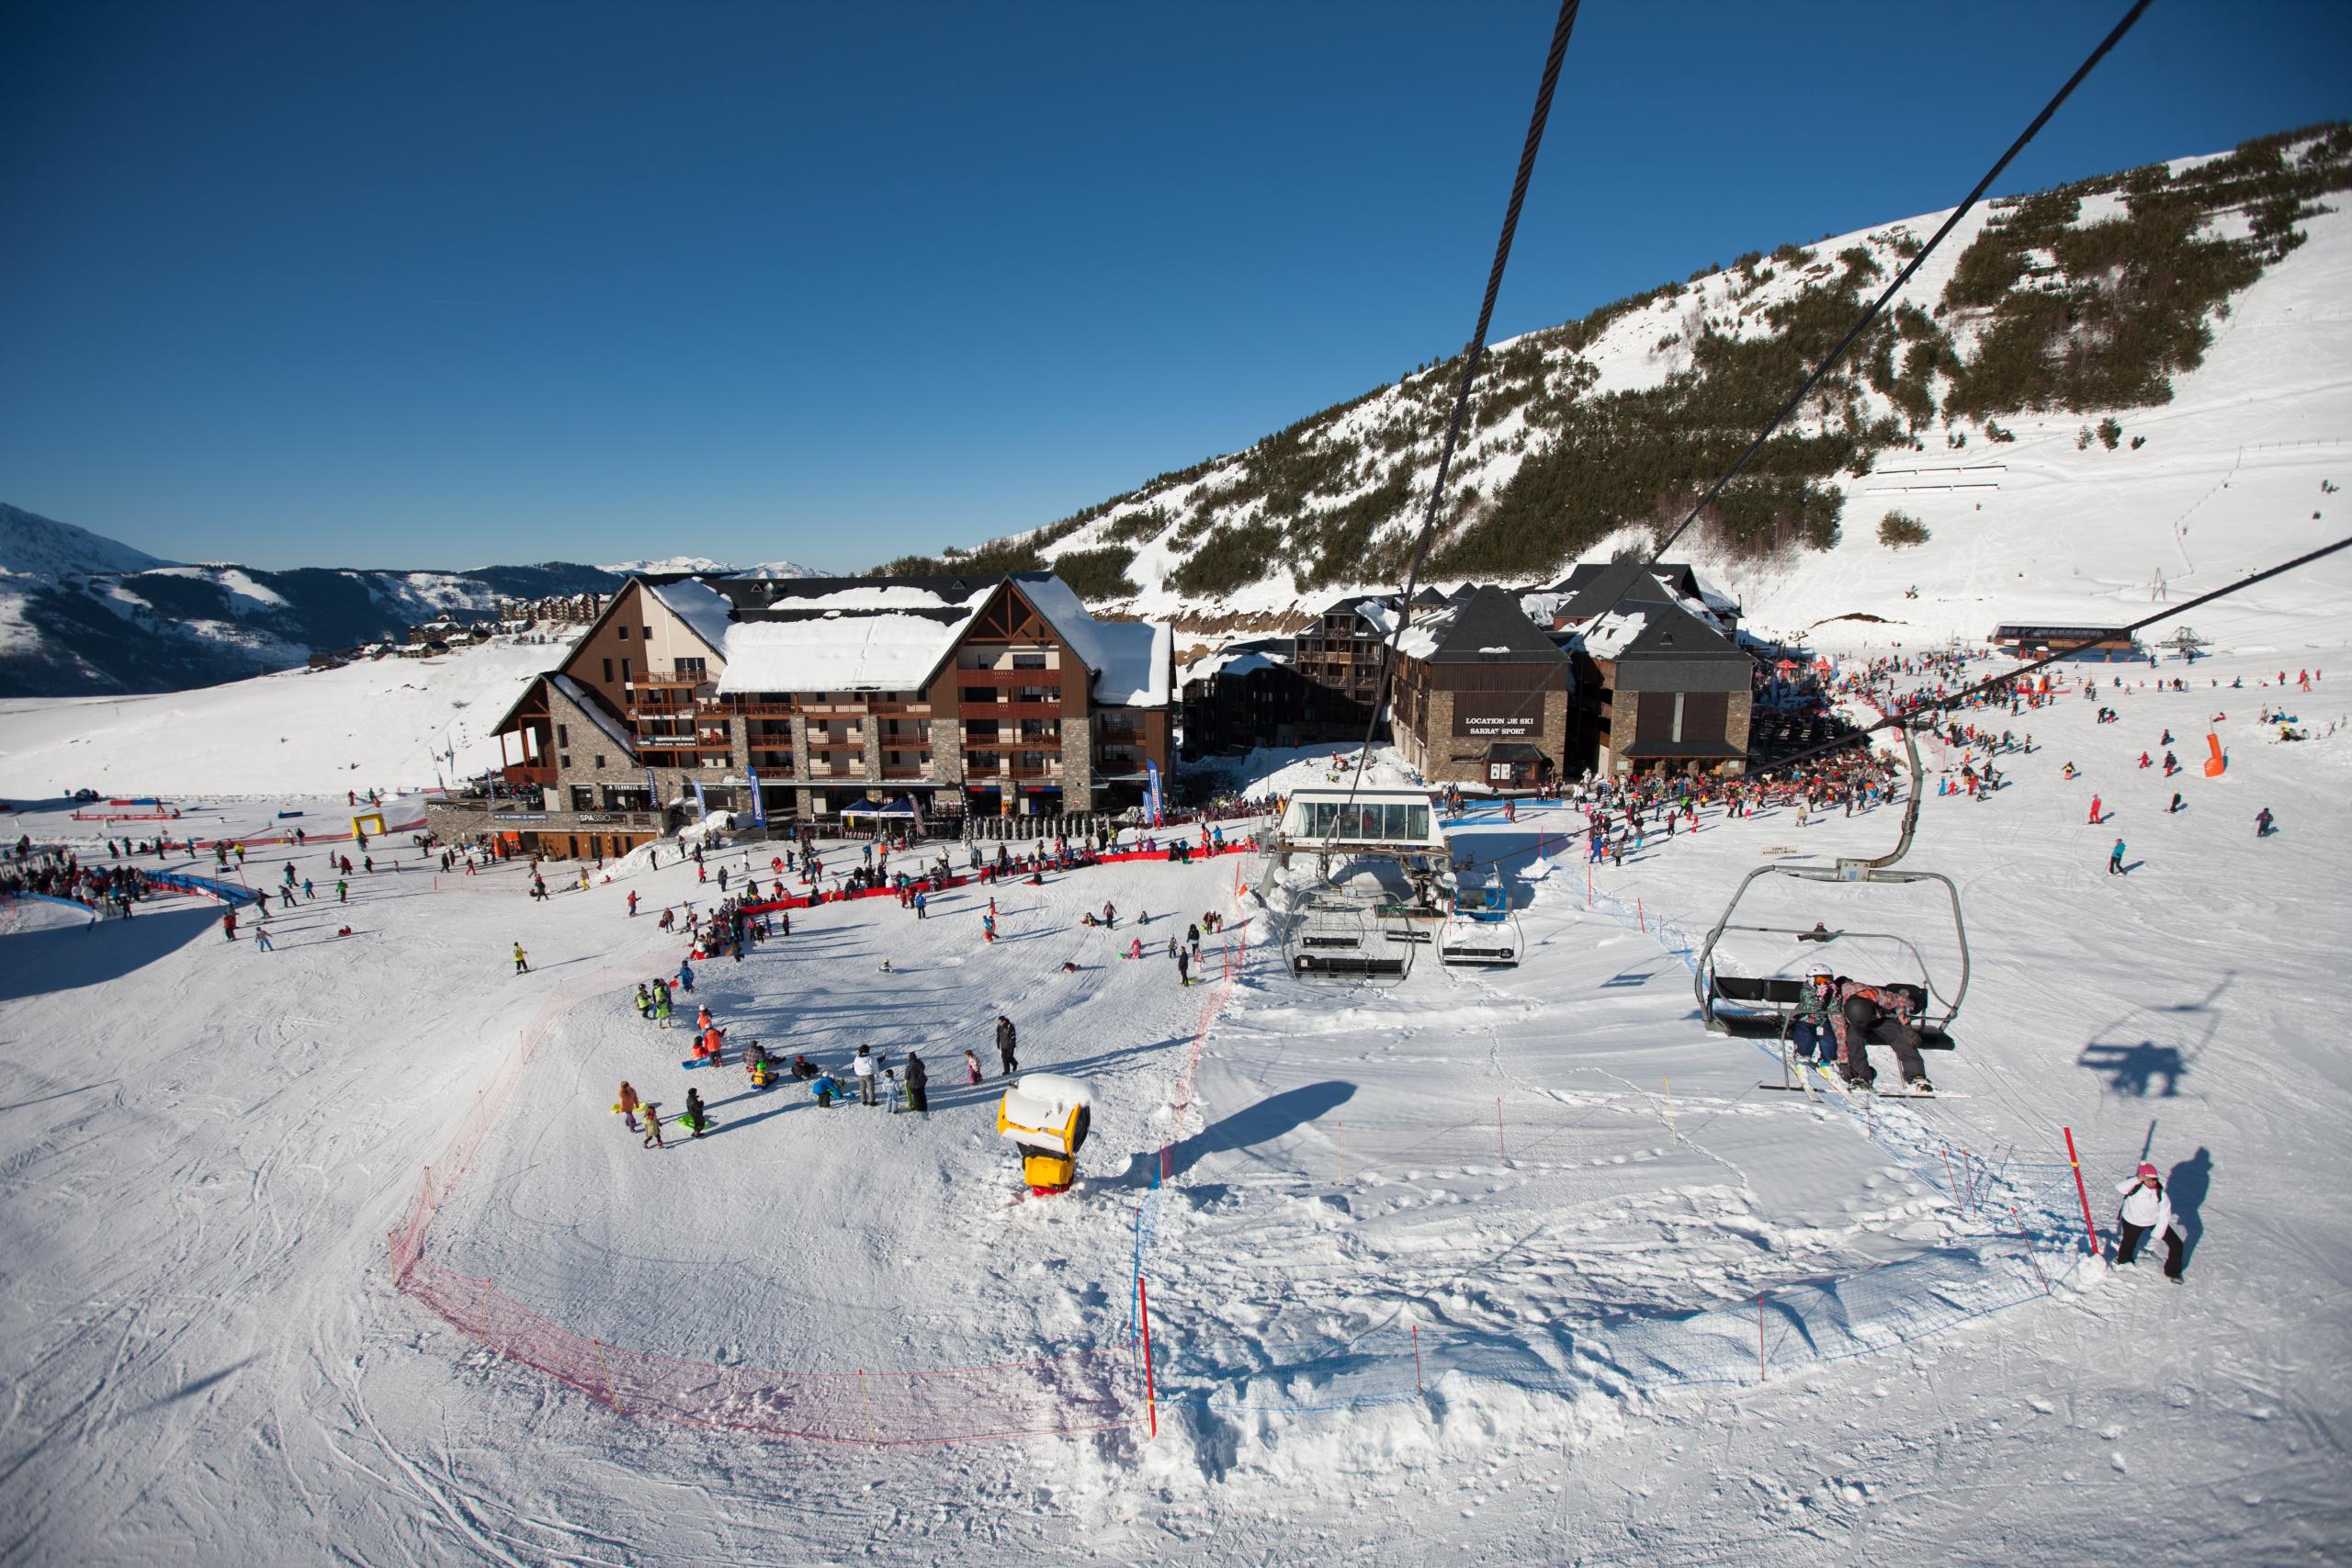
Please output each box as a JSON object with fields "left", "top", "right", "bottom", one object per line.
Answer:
{"left": 997, "top": 1074, "right": 1093, "bottom": 1195}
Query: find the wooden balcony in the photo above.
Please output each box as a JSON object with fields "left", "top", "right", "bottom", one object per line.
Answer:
{"left": 725, "top": 699, "right": 800, "bottom": 716}
{"left": 627, "top": 671, "right": 711, "bottom": 691}
{"left": 952, "top": 668, "right": 1066, "bottom": 688}
{"left": 963, "top": 700, "right": 1063, "bottom": 721}
{"left": 878, "top": 764, "right": 929, "bottom": 780}
{"left": 805, "top": 733, "right": 865, "bottom": 752}
{"left": 501, "top": 762, "right": 555, "bottom": 787}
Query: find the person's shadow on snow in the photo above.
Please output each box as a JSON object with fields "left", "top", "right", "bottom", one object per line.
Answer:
{"left": 2168, "top": 1145, "right": 2212, "bottom": 1271}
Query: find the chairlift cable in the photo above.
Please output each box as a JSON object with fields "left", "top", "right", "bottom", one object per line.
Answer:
{"left": 1765, "top": 530, "right": 2352, "bottom": 784}
{"left": 1387, "top": 0, "right": 2155, "bottom": 752}
{"left": 1641, "top": 0, "right": 2154, "bottom": 570}
{"left": 1326, "top": 0, "right": 1581, "bottom": 851}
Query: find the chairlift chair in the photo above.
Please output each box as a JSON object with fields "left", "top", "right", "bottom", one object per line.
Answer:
{"left": 1693, "top": 721, "right": 1970, "bottom": 1045}
{"left": 1287, "top": 893, "right": 1410, "bottom": 983}
{"left": 1438, "top": 882, "right": 1524, "bottom": 968}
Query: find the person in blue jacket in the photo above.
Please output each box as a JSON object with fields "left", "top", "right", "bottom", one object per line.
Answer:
{"left": 676, "top": 959, "right": 695, "bottom": 994}
{"left": 2107, "top": 838, "right": 2127, "bottom": 875}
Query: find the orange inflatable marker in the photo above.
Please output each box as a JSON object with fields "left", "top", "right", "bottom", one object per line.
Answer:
{"left": 2203, "top": 733, "right": 2225, "bottom": 777}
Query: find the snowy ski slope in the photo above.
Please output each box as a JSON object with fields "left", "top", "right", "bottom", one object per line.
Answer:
{"left": 1, "top": 619, "right": 2347, "bottom": 1562}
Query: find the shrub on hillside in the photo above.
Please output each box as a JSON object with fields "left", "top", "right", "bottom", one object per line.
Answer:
{"left": 1166, "top": 519, "right": 1285, "bottom": 599}
{"left": 1878, "top": 511, "right": 1930, "bottom": 549}
{"left": 1050, "top": 547, "right": 1140, "bottom": 600}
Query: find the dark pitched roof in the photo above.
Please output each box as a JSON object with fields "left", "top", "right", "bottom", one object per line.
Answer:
{"left": 1420, "top": 584, "right": 1568, "bottom": 665}
{"left": 1555, "top": 561, "right": 1747, "bottom": 666}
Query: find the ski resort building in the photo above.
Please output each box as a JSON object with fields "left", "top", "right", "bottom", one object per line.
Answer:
{"left": 1545, "top": 561, "right": 1753, "bottom": 778}
{"left": 1381, "top": 585, "right": 1576, "bottom": 790}
{"left": 427, "top": 571, "right": 1174, "bottom": 857}
{"left": 1177, "top": 638, "right": 1306, "bottom": 757}
{"left": 1989, "top": 623, "right": 2143, "bottom": 661}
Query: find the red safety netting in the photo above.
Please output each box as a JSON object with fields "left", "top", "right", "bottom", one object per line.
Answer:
{"left": 385, "top": 874, "right": 1260, "bottom": 1446}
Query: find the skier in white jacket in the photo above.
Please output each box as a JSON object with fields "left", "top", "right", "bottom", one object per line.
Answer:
{"left": 2114, "top": 1162, "right": 2187, "bottom": 1280}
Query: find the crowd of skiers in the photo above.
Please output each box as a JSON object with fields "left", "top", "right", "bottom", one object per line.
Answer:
{"left": 612, "top": 996, "right": 1031, "bottom": 1149}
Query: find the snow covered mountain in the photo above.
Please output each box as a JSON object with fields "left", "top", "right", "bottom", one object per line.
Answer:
{"left": 0, "top": 502, "right": 171, "bottom": 580}
{"left": 0, "top": 507, "right": 630, "bottom": 698}
{"left": 597, "top": 556, "right": 823, "bottom": 580}
{"left": 880, "top": 125, "right": 2352, "bottom": 649}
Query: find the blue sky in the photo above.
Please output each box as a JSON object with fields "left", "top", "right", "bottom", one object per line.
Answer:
{"left": 4, "top": 1, "right": 2346, "bottom": 572}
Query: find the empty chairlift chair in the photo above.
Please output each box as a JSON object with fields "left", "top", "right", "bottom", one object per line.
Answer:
{"left": 1438, "top": 882, "right": 1522, "bottom": 967}
{"left": 1288, "top": 894, "right": 1409, "bottom": 982}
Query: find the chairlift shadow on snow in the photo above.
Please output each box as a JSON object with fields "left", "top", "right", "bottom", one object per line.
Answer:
{"left": 2076, "top": 977, "right": 2228, "bottom": 1099}
{"left": 0, "top": 906, "right": 216, "bottom": 1003}
{"left": 2075, "top": 1039, "right": 2189, "bottom": 1099}
{"left": 1163, "top": 1080, "right": 1356, "bottom": 1179}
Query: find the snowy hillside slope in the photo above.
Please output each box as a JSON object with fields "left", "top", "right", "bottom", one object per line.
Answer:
{"left": 0, "top": 503, "right": 628, "bottom": 698}
{"left": 0, "top": 636, "right": 557, "bottom": 796}
{"left": 888, "top": 127, "right": 2351, "bottom": 650}
{"left": 0, "top": 634, "right": 2346, "bottom": 1563}
{"left": 0, "top": 501, "right": 170, "bottom": 579}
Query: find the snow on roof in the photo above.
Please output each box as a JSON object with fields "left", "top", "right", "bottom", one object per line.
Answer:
{"left": 1011, "top": 575, "right": 1171, "bottom": 706}
{"left": 1686, "top": 570, "right": 1739, "bottom": 616}
{"left": 715, "top": 613, "right": 970, "bottom": 694}
{"left": 1179, "top": 648, "right": 1289, "bottom": 686}
{"left": 548, "top": 672, "right": 639, "bottom": 755}
{"left": 1569, "top": 610, "right": 1648, "bottom": 660}
{"left": 783, "top": 585, "right": 954, "bottom": 611}
{"left": 643, "top": 577, "right": 735, "bottom": 660}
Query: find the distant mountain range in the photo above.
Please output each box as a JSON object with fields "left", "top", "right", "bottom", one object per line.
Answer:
{"left": 0, "top": 505, "right": 815, "bottom": 697}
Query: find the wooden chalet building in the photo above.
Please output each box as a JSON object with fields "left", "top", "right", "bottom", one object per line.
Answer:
{"left": 429, "top": 570, "right": 1173, "bottom": 859}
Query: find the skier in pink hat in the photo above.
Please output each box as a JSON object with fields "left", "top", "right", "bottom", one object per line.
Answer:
{"left": 2115, "top": 1162, "right": 2186, "bottom": 1280}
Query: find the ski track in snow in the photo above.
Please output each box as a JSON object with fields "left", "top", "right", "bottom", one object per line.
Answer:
{"left": 5, "top": 175, "right": 2352, "bottom": 1563}
{"left": 2, "top": 633, "right": 2349, "bottom": 1562}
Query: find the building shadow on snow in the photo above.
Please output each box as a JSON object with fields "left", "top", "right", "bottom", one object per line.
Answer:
{"left": 0, "top": 907, "right": 217, "bottom": 1003}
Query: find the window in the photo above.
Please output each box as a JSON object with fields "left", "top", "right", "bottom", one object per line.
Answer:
{"left": 557, "top": 724, "right": 570, "bottom": 747}
{"left": 617, "top": 626, "right": 629, "bottom": 640}
{"left": 559, "top": 753, "right": 571, "bottom": 769}
{"left": 602, "top": 658, "right": 614, "bottom": 682}
{"left": 962, "top": 686, "right": 995, "bottom": 705}
{"left": 641, "top": 627, "right": 650, "bottom": 641}
{"left": 571, "top": 786, "right": 594, "bottom": 810}
{"left": 676, "top": 656, "right": 706, "bottom": 676}
{"left": 1671, "top": 692, "right": 1686, "bottom": 744}
{"left": 1012, "top": 652, "right": 1046, "bottom": 670}
{"left": 594, "top": 754, "right": 606, "bottom": 769}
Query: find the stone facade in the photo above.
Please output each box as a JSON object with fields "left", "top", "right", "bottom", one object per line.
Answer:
{"left": 1394, "top": 686, "right": 1572, "bottom": 788}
